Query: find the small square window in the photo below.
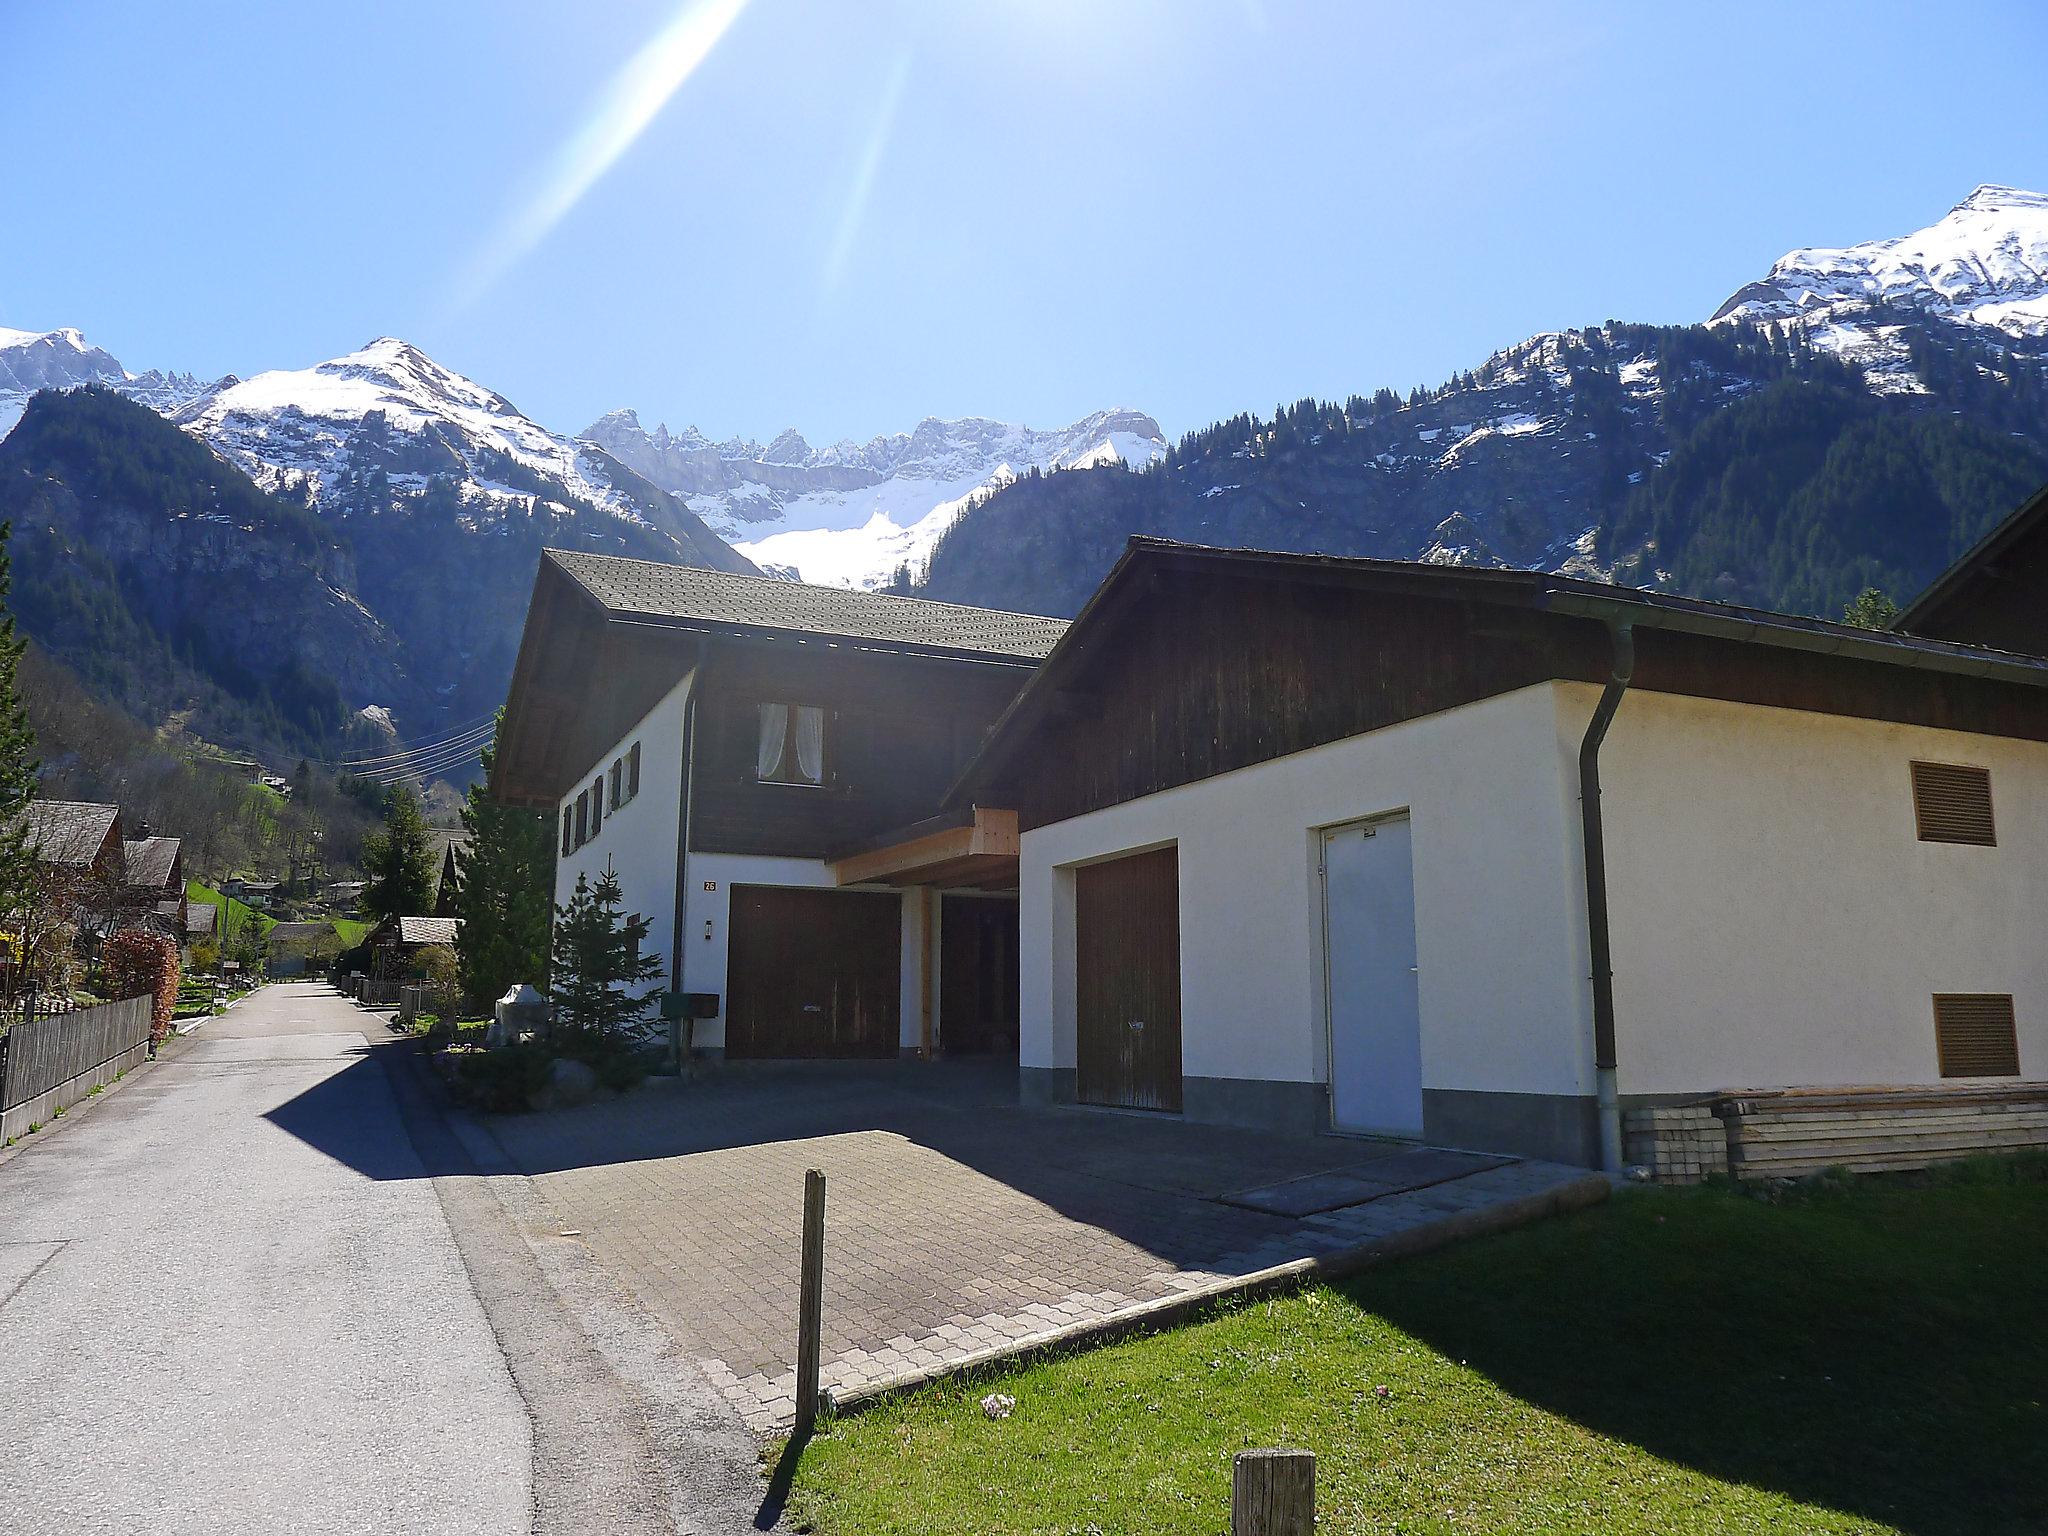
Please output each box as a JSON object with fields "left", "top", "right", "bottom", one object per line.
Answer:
{"left": 757, "top": 703, "right": 826, "bottom": 786}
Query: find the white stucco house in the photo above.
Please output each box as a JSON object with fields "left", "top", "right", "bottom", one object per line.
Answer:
{"left": 494, "top": 550, "right": 1063, "bottom": 1062}
{"left": 949, "top": 537, "right": 2048, "bottom": 1167}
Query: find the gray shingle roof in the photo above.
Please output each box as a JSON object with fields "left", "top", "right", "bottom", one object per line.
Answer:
{"left": 185, "top": 904, "right": 218, "bottom": 937}
{"left": 546, "top": 548, "right": 1068, "bottom": 660}
{"left": 384, "top": 916, "right": 461, "bottom": 947}
{"left": 123, "top": 836, "right": 181, "bottom": 890}
{"left": 20, "top": 800, "right": 120, "bottom": 868}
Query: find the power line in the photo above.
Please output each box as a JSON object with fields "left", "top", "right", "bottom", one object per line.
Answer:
{"left": 325, "top": 718, "right": 498, "bottom": 770}
{"left": 353, "top": 738, "right": 495, "bottom": 784}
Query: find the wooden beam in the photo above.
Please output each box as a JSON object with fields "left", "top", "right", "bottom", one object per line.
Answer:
{"left": 830, "top": 806, "right": 1017, "bottom": 886}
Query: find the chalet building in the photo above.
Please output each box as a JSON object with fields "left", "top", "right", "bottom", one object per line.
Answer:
{"left": 1897, "top": 480, "right": 2048, "bottom": 654}
{"left": 364, "top": 915, "right": 463, "bottom": 980}
{"left": 494, "top": 551, "right": 1064, "bottom": 1060}
{"left": 951, "top": 538, "right": 2048, "bottom": 1167}
{"left": 121, "top": 833, "right": 186, "bottom": 936}
{"left": 20, "top": 800, "right": 124, "bottom": 882}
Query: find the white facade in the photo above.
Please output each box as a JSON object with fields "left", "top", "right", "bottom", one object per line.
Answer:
{"left": 553, "top": 671, "right": 694, "bottom": 1016}
{"left": 552, "top": 671, "right": 938, "bottom": 1053}
{"left": 1020, "top": 679, "right": 2048, "bottom": 1159}
{"left": 674, "top": 852, "right": 930, "bottom": 1054}
{"left": 1020, "top": 684, "right": 1591, "bottom": 1121}
{"left": 1588, "top": 684, "right": 2048, "bottom": 1094}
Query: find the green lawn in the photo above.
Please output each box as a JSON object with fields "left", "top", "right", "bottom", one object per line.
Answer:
{"left": 785, "top": 1159, "right": 2047, "bottom": 1536}
{"left": 186, "top": 882, "right": 368, "bottom": 949}
{"left": 185, "top": 879, "right": 274, "bottom": 940}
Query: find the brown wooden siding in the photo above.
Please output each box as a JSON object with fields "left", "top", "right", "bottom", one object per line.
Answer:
{"left": 725, "top": 886, "right": 902, "bottom": 1058}
{"left": 692, "top": 642, "right": 1029, "bottom": 858}
{"left": 995, "top": 574, "right": 1601, "bottom": 830}
{"left": 1075, "top": 846, "right": 1182, "bottom": 1111}
{"left": 985, "top": 567, "right": 2048, "bottom": 831}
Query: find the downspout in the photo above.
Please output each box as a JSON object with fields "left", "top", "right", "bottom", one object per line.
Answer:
{"left": 668, "top": 681, "right": 699, "bottom": 1072}
{"left": 1578, "top": 620, "right": 1634, "bottom": 1173}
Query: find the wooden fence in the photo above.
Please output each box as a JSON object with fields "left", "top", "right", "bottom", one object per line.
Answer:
{"left": 0, "top": 994, "right": 153, "bottom": 1140}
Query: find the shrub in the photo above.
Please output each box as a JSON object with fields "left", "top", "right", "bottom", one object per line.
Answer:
{"left": 443, "top": 1043, "right": 552, "bottom": 1112}
{"left": 104, "top": 927, "right": 181, "bottom": 1043}
{"left": 187, "top": 937, "right": 220, "bottom": 974}
{"left": 412, "top": 942, "right": 460, "bottom": 1017}
{"left": 595, "top": 1048, "right": 648, "bottom": 1094}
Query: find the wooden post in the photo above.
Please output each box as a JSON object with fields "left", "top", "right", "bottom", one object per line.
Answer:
{"left": 794, "top": 1168, "right": 827, "bottom": 1436}
{"left": 919, "top": 888, "right": 936, "bottom": 1058}
{"left": 1232, "top": 1448, "right": 1314, "bottom": 1536}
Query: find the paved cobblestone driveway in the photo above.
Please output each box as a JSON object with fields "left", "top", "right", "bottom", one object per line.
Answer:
{"left": 486, "top": 1060, "right": 1594, "bottom": 1431}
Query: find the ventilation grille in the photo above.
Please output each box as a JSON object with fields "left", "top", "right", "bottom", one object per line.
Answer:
{"left": 1911, "top": 762, "right": 1996, "bottom": 845}
{"left": 1933, "top": 993, "right": 2020, "bottom": 1078}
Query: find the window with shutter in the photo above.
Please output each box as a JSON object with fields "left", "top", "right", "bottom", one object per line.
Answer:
{"left": 609, "top": 758, "right": 623, "bottom": 809}
{"left": 1933, "top": 993, "right": 2020, "bottom": 1077}
{"left": 1911, "top": 762, "right": 1996, "bottom": 845}
{"left": 590, "top": 776, "right": 604, "bottom": 836}
{"left": 561, "top": 808, "right": 573, "bottom": 856}
{"left": 575, "top": 791, "right": 589, "bottom": 848}
{"left": 627, "top": 742, "right": 641, "bottom": 800}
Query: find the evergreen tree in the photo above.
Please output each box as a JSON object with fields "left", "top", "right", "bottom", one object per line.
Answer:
{"left": 0, "top": 519, "right": 41, "bottom": 933}
{"left": 548, "top": 864, "right": 661, "bottom": 1046}
{"left": 451, "top": 711, "right": 552, "bottom": 1008}
{"left": 361, "top": 783, "right": 436, "bottom": 922}
{"left": 1841, "top": 587, "right": 1900, "bottom": 629}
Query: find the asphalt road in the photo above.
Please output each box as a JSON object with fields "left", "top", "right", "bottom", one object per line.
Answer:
{"left": 0, "top": 983, "right": 765, "bottom": 1536}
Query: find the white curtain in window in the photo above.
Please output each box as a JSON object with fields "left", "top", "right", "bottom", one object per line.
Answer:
{"left": 757, "top": 703, "right": 789, "bottom": 780}
{"left": 793, "top": 705, "right": 825, "bottom": 785}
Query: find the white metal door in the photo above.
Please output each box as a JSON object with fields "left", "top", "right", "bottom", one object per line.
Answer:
{"left": 1322, "top": 815, "right": 1423, "bottom": 1136}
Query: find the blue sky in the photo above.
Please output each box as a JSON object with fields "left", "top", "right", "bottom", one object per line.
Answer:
{"left": 5, "top": 1, "right": 2046, "bottom": 445}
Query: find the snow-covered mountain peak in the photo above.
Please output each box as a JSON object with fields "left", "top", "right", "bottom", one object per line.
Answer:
{"left": 1950, "top": 183, "right": 2048, "bottom": 217}
{"left": 583, "top": 403, "right": 1167, "bottom": 588}
{"left": 166, "top": 338, "right": 746, "bottom": 572}
{"left": 0, "top": 324, "right": 207, "bottom": 436}
{"left": 1714, "top": 183, "right": 2048, "bottom": 341}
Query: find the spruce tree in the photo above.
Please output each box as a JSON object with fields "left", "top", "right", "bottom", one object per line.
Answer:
{"left": 548, "top": 864, "right": 661, "bottom": 1047}
{"left": 0, "top": 519, "right": 40, "bottom": 933}
{"left": 361, "top": 783, "right": 436, "bottom": 922}
{"left": 451, "top": 711, "right": 552, "bottom": 1008}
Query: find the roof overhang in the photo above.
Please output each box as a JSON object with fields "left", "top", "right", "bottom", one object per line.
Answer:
{"left": 945, "top": 535, "right": 2048, "bottom": 809}
{"left": 1897, "top": 479, "right": 2048, "bottom": 635}
{"left": 827, "top": 806, "right": 1020, "bottom": 889}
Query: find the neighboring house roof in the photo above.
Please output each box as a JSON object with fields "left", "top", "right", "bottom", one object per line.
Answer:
{"left": 372, "top": 915, "right": 462, "bottom": 947}
{"left": 122, "top": 836, "right": 181, "bottom": 891}
{"left": 952, "top": 537, "right": 2048, "bottom": 808}
{"left": 185, "top": 904, "right": 218, "bottom": 937}
{"left": 19, "top": 800, "right": 121, "bottom": 868}
{"left": 1896, "top": 479, "right": 2048, "bottom": 650}
{"left": 543, "top": 548, "right": 1070, "bottom": 662}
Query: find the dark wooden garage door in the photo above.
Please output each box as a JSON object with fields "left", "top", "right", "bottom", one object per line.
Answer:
{"left": 726, "top": 886, "right": 902, "bottom": 1058}
{"left": 1075, "top": 846, "right": 1183, "bottom": 1111}
{"left": 941, "top": 896, "right": 1020, "bottom": 1055}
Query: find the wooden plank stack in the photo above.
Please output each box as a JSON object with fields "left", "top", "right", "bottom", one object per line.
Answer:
{"left": 1719, "top": 1084, "right": 2048, "bottom": 1179}
{"left": 1623, "top": 1105, "right": 1728, "bottom": 1183}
